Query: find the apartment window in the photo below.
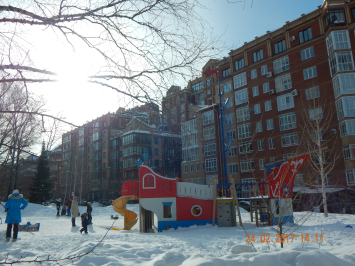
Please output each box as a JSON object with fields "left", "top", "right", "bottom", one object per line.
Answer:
{"left": 279, "top": 112, "right": 296, "bottom": 131}
{"left": 323, "top": 10, "right": 346, "bottom": 29}
{"left": 235, "top": 58, "right": 244, "bottom": 71}
{"left": 227, "top": 130, "right": 236, "bottom": 140}
{"left": 316, "top": 174, "right": 332, "bottom": 186}
{"left": 254, "top": 104, "right": 261, "bottom": 114}
{"left": 294, "top": 174, "right": 304, "bottom": 188}
{"left": 190, "top": 164, "right": 194, "bottom": 172}
{"left": 154, "top": 137, "right": 159, "bottom": 144}
{"left": 273, "top": 55, "right": 290, "bottom": 75}
{"left": 237, "top": 123, "right": 252, "bottom": 140}
{"left": 103, "top": 131, "right": 107, "bottom": 138}
{"left": 311, "top": 129, "right": 326, "bottom": 143}
{"left": 301, "top": 46, "right": 315, "bottom": 60}
{"left": 261, "top": 65, "right": 268, "bottom": 75}
{"left": 253, "top": 49, "right": 263, "bottom": 63}
{"left": 275, "top": 73, "right": 292, "bottom": 93}
{"left": 314, "top": 151, "right": 330, "bottom": 165}
{"left": 103, "top": 152, "right": 106, "bottom": 159}
{"left": 196, "top": 163, "right": 200, "bottom": 172}
{"left": 228, "top": 146, "right": 237, "bottom": 157}
{"left": 259, "top": 159, "right": 265, "bottom": 170}
{"left": 240, "top": 160, "right": 254, "bottom": 172}
{"left": 336, "top": 97, "right": 355, "bottom": 120}
{"left": 251, "top": 69, "right": 257, "bottom": 79}
{"left": 340, "top": 120, "right": 355, "bottom": 138}
{"left": 281, "top": 132, "right": 299, "bottom": 147}
{"left": 239, "top": 141, "right": 253, "bottom": 154}
{"left": 206, "top": 79, "right": 211, "bottom": 87}
{"left": 308, "top": 107, "right": 323, "bottom": 121}
{"left": 257, "top": 140, "right": 264, "bottom": 151}
{"left": 305, "top": 86, "right": 320, "bottom": 100}
{"left": 202, "top": 110, "right": 214, "bottom": 125}
{"left": 191, "top": 81, "right": 203, "bottom": 92}
{"left": 224, "top": 82, "right": 232, "bottom": 93}
{"left": 184, "top": 165, "right": 188, "bottom": 173}
{"left": 207, "top": 89, "right": 211, "bottom": 95}
{"left": 352, "top": 7, "right": 355, "bottom": 19}
{"left": 328, "top": 51, "right": 354, "bottom": 77}
{"left": 263, "top": 82, "right": 270, "bottom": 93}
{"left": 270, "top": 157, "right": 277, "bottom": 162}
{"left": 332, "top": 73, "right": 355, "bottom": 98}
{"left": 299, "top": 27, "right": 313, "bottom": 44}
{"left": 233, "top": 72, "right": 247, "bottom": 89}
{"left": 180, "top": 96, "right": 184, "bottom": 102}
{"left": 180, "top": 104, "right": 184, "bottom": 110}
{"left": 256, "top": 121, "right": 263, "bottom": 132}
{"left": 234, "top": 88, "right": 248, "bottom": 105}
{"left": 274, "top": 40, "right": 286, "bottom": 55}
{"left": 268, "top": 138, "right": 276, "bottom": 149}
{"left": 326, "top": 30, "right": 350, "bottom": 56}
{"left": 266, "top": 119, "right": 274, "bottom": 130}
{"left": 204, "top": 142, "right": 216, "bottom": 156}
{"left": 196, "top": 91, "right": 204, "bottom": 102}
{"left": 154, "top": 148, "right": 159, "bottom": 155}
{"left": 252, "top": 86, "right": 259, "bottom": 97}
{"left": 205, "top": 158, "right": 217, "bottom": 172}
{"left": 222, "top": 68, "right": 230, "bottom": 77}
{"left": 277, "top": 93, "right": 294, "bottom": 111}
{"left": 181, "top": 114, "right": 185, "bottom": 119}
{"left": 229, "top": 164, "right": 239, "bottom": 174}
{"left": 203, "top": 126, "right": 215, "bottom": 141}
{"left": 303, "top": 66, "right": 317, "bottom": 80}
{"left": 265, "top": 100, "right": 272, "bottom": 111}
{"left": 346, "top": 169, "right": 355, "bottom": 186}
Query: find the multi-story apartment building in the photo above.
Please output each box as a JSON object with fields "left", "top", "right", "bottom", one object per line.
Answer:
{"left": 164, "top": 0, "right": 355, "bottom": 190}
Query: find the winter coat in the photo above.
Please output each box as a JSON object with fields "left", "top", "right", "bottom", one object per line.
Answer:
{"left": 71, "top": 199, "right": 79, "bottom": 218}
{"left": 81, "top": 216, "right": 89, "bottom": 227}
{"left": 5, "top": 194, "right": 28, "bottom": 224}
{"left": 66, "top": 199, "right": 71, "bottom": 207}
{"left": 87, "top": 205, "right": 92, "bottom": 214}
{"left": 56, "top": 200, "right": 61, "bottom": 208}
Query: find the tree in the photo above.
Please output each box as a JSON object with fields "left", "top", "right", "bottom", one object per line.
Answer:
{"left": 29, "top": 142, "right": 54, "bottom": 203}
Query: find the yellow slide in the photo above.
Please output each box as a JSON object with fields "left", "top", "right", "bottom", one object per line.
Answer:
{"left": 112, "top": 196, "right": 138, "bottom": 230}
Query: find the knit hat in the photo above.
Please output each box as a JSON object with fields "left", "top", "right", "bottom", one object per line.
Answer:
{"left": 12, "top": 190, "right": 19, "bottom": 195}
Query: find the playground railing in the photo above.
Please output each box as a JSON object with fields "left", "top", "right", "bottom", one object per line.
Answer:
{"left": 216, "top": 182, "right": 269, "bottom": 198}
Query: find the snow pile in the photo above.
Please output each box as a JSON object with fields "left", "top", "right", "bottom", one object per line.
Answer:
{"left": 0, "top": 203, "right": 354, "bottom": 266}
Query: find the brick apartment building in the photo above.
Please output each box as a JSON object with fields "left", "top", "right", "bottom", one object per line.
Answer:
{"left": 163, "top": 0, "right": 355, "bottom": 190}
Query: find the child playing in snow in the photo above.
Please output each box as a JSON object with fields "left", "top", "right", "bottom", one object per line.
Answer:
{"left": 80, "top": 213, "right": 88, "bottom": 234}
{"left": 86, "top": 202, "right": 93, "bottom": 224}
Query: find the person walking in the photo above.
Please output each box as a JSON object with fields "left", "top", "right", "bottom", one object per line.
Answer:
{"left": 56, "top": 198, "right": 61, "bottom": 216}
{"left": 87, "top": 202, "right": 93, "bottom": 224}
{"left": 5, "top": 189, "right": 28, "bottom": 240}
{"left": 80, "top": 213, "right": 89, "bottom": 234}
{"left": 66, "top": 198, "right": 71, "bottom": 216}
{"left": 71, "top": 196, "right": 79, "bottom": 227}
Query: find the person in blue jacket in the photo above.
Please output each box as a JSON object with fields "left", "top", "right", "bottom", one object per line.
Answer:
{"left": 5, "top": 189, "right": 28, "bottom": 239}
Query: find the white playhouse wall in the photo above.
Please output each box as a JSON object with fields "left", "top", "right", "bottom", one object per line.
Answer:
{"left": 140, "top": 197, "right": 177, "bottom": 222}
{"left": 176, "top": 182, "right": 214, "bottom": 200}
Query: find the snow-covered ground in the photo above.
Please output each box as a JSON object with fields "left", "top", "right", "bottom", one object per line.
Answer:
{"left": 0, "top": 202, "right": 355, "bottom": 266}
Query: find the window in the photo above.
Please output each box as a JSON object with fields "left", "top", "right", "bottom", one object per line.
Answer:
{"left": 259, "top": 159, "right": 265, "bottom": 170}
{"left": 273, "top": 55, "right": 290, "bottom": 74}
{"left": 227, "top": 130, "right": 236, "bottom": 140}
{"left": 257, "top": 140, "right": 264, "bottom": 151}
{"left": 336, "top": 97, "right": 355, "bottom": 120}
{"left": 237, "top": 123, "right": 252, "bottom": 139}
{"left": 344, "top": 144, "right": 355, "bottom": 161}
{"left": 308, "top": 107, "right": 323, "bottom": 120}
{"left": 103, "top": 131, "right": 107, "bottom": 138}
{"left": 203, "top": 126, "right": 215, "bottom": 141}
{"left": 239, "top": 141, "right": 253, "bottom": 154}
{"left": 314, "top": 151, "right": 329, "bottom": 165}
{"left": 205, "top": 158, "right": 217, "bottom": 172}
{"left": 277, "top": 93, "right": 294, "bottom": 111}
{"left": 346, "top": 169, "right": 355, "bottom": 186}
{"left": 191, "top": 81, "right": 203, "bottom": 92}
{"left": 235, "top": 58, "right": 244, "bottom": 71}
{"left": 261, "top": 65, "right": 268, "bottom": 75}
{"left": 275, "top": 73, "right": 292, "bottom": 93}
{"left": 268, "top": 138, "right": 276, "bottom": 149}
{"left": 180, "top": 96, "right": 184, "bottom": 102}
{"left": 163, "top": 204, "right": 172, "bottom": 218}
{"left": 154, "top": 137, "right": 159, "bottom": 144}
{"left": 190, "top": 164, "right": 194, "bottom": 172}
{"left": 303, "top": 66, "right": 317, "bottom": 80}
{"left": 234, "top": 88, "right": 248, "bottom": 105}
{"left": 340, "top": 119, "right": 355, "bottom": 137}
{"left": 224, "top": 82, "right": 232, "bottom": 93}
{"left": 326, "top": 30, "right": 350, "bottom": 56}
{"left": 281, "top": 132, "right": 299, "bottom": 147}
{"left": 233, "top": 72, "right": 247, "bottom": 89}
{"left": 222, "top": 68, "right": 230, "bottom": 77}
{"left": 328, "top": 51, "right": 354, "bottom": 77}
{"left": 182, "top": 147, "right": 199, "bottom": 162}
{"left": 263, "top": 82, "right": 270, "bottom": 93}
{"left": 181, "top": 114, "right": 185, "bottom": 119}
{"left": 301, "top": 46, "right": 315, "bottom": 60}
{"left": 196, "top": 91, "right": 204, "bottom": 101}
{"left": 266, "top": 119, "right": 274, "bottom": 130}
{"left": 311, "top": 129, "right": 326, "bottom": 143}
{"left": 204, "top": 142, "right": 216, "bottom": 156}
{"left": 323, "top": 10, "right": 346, "bottom": 29}
{"left": 103, "top": 152, "right": 106, "bottom": 159}
{"left": 279, "top": 112, "right": 296, "bottom": 131}
{"left": 332, "top": 73, "right": 355, "bottom": 98}
{"left": 305, "top": 86, "right": 320, "bottom": 100}
{"left": 253, "top": 49, "right": 263, "bottom": 63}
{"left": 240, "top": 160, "right": 254, "bottom": 172}
{"left": 254, "top": 104, "right": 261, "bottom": 114}
{"left": 184, "top": 165, "right": 188, "bottom": 173}
{"left": 93, "top": 132, "right": 101, "bottom": 141}
{"left": 228, "top": 146, "right": 237, "bottom": 157}
{"left": 229, "top": 164, "right": 239, "bottom": 174}
{"left": 299, "top": 27, "right": 313, "bottom": 44}
{"left": 270, "top": 157, "right": 277, "bottom": 162}
{"left": 256, "top": 121, "right": 263, "bottom": 132}
{"left": 265, "top": 100, "right": 272, "bottom": 111}
{"left": 207, "top": 89, "right": 211, "bottom": 95}
{"left": 202, "top": 110, "right": 214, "bottom": 125}
{"left": 180, "top": 104, "right": 184, "bottom": 110}
{"left": 252, "top": 86, "right": 259, "bottom": 97}
{"left": 294, "top": 174, "right": 304, "bottom": 188}
{"left": 283, "top": 153, "right": 296, "bottom": 160}
{"left": 274, "top": 40, "right": 286, "bottom": 55}
{"left": 251, "top": 69, "right": 257, "bottom": 79}
{"left": 196, "top": 163, "right": 200, "bottom": 172}
{"left": 316, "top": 174, "right": 332, "bottom": 186}
{"left": 154, "top": 148, "right": 159, "bottom": 155}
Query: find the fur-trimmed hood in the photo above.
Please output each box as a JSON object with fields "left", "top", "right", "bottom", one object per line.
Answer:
{"left": 8, "top": 194, "right": 23, "bottom": 200}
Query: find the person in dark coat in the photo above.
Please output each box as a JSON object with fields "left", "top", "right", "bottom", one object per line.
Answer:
{"left": 65, "top": 198, "right": 71, "bottom": 216}
{"left": 87, "top": 202, "right": 93, "bottom": 224}
{"left": 56, "top": 198, "right": 61, "bottom": 216}
{"left": 5, "top": 189, "right": 28, "bottom": 239}
{"left": 80, "top": 213, "right": 89, "bottom": 234}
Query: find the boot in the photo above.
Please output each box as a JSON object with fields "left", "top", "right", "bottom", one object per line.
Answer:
{"left": 71, "top": 219, "right": 75, "bottom": 227}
